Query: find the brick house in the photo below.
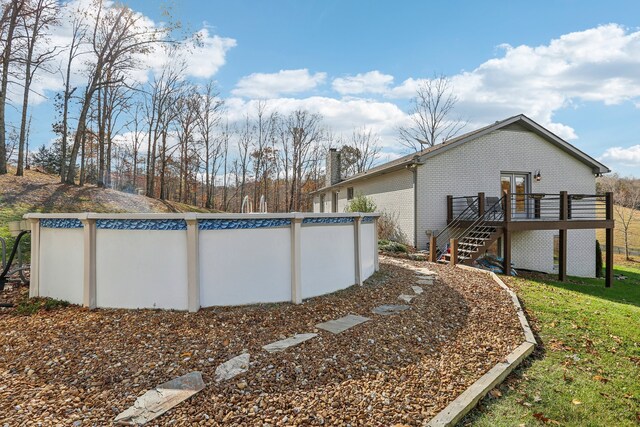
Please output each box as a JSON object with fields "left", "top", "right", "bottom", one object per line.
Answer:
{"left": 311, "top": 114, "right": 614, "bottom": 282}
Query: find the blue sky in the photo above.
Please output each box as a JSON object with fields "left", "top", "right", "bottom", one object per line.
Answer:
{"left": 22, "top": 0, "right": 640, "bottom": 176}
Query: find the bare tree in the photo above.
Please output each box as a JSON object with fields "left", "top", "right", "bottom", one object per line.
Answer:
{"left": 0, "top": 0, "right": 27, "bottom": 174}
{"left": 600, "top": 175, "right": 640, "bottom": 260}
{"left": 398, "top": 74, "right": 466, "bottom": 152}
{"left": 65, "top": 0, "right": 169, "bottom": 184}
{"left": 174, "top": 87, "right": 199, "bottom": 203}
{"left": 195, "top": 81, "right": 223, "bottom": 208}
{"left": 144, "top": 58, "right": 184, "bottom": 197}
{"left": 285, "top": 110, "right": 323, "bottom": 212}
{"left": 57, "top": 4, "right": 87, "bottom": 181}
{"left": 340, "top": 126, "right": 381, "bottom": 178}
{"left": 236, "top": 115, "right": 252, "bottom": 210}
{"left": 15, "top": 0, "right": 58, "bottom": 176}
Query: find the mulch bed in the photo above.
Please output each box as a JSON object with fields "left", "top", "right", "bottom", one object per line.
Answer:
{"left": 0, "top": 257, "right": 524, "bottom": 426}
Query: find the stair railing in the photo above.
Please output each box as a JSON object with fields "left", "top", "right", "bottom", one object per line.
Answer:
{"left": 455, "top": 196, "right": 506, "bottom": 252}
{"left": 433, "top": 196, "right": 505, "bottom": 261}
{"left": 432, "top": 196, "right": 480, "bottom": 260}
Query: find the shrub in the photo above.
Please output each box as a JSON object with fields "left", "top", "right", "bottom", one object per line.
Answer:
{"left": 377, "top": 211, "right": 407, "bottom": 244}
{"left": 345, "top": 194, "right": 376, "bottom": 213}
{"left": 596, "top": 240, "right": 603, "bottom": 278}
{"left": 15, "top": 297, "right": 69, "bottom": 315}
{"left": 378, "top": 239, "right": 408, "bottom": 253}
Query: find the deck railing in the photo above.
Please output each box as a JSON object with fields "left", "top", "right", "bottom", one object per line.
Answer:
{"left": 447, "top": 192, "right": 610, "bottom": 222}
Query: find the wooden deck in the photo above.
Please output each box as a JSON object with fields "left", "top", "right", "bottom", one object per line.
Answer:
{"left": 434, "top": 191, "right": 614, "bottom": 287}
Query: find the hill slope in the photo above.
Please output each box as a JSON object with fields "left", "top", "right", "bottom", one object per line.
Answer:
{"left": 0, "top": 169, "right": 214, "bottom": 240}
{"left": 596, "top": 205, "right": 640, "bottom": 255}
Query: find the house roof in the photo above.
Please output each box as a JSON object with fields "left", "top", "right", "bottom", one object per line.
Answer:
{"left": 312, "top": 114, "right": 610, "bottom": 194}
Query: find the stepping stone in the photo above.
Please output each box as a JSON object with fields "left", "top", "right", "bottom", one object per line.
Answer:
{"left": 398, "top": 294, "right": 415, "bottom": 303}
{"left": 215, "top": 353, "right": 250, "bottom": 383}
{"left": 417, "top": 278, "right": 434, "bottom": 285}
{"left": 316, "top": 314, "right": 370, "bottom": 334}
{"left": 411, "top": 285, "right": 423, "bottom": 295}
{"left": 262, "top": 333, "right": 317, "bottom": 353}
{"left": 372, "top": 304, "right": 410, "bottom": 315}
{"left": 114, "top": 371, "right": 205, "bottom": 425}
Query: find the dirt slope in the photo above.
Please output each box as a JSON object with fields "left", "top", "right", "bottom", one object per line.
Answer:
{"left": 0, "top": 169, "right": 213, "bottom": 237}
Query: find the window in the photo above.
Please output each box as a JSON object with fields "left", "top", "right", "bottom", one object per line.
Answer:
{"left": 347, "top": 187, "right": 354, "bottom": 200}
{"left": 332, "top": 192, "right": 339, "bottom": 212}
{"left": 319, "top": 194, "right": 325, "bottom": 213}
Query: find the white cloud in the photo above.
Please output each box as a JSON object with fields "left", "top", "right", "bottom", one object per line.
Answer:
{"left": 24, "top": 0, "right": 235, "bottom": 106}
{"left": 231, "top": 69, "right": 327, "bottom": 98}
{"left": 387, "top": 24, "right": 640, "bottom": 141}
{"left": 179, "top": 29, "right": 237, "bottom": 79}
{"left": 600, "top": 145, "right": 640, "bottom": 167}
{"left": 225, "top": 96, "right": 407, "bottom": 151}
{"left": 332, "top": 71, "right": 394, "bottom": 95}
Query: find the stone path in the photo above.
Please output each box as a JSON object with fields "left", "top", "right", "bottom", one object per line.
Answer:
{"left": 233, "top": 263, "right": 434, "bottom": 416}
{"left": 114, "top": 371, "right": 205, "bottom": 425}
{"left": 372, "top": 304, "right": 411, "bottom": 315}
{"left": 215, "top": 353, "right": 250, "bottom": 383}
{"left": 398, "top": 294, "right": 416, "bottom": 303}
{"left": 316, "top": 314, "right": 370, "bottom": 334}
{"left": 262, "top": 333, "right": 318, "bottom": 353}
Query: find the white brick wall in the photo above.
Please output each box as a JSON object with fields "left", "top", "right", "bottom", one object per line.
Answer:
{"left": 418, "top": 128, "right": 597, "bottom": 276}
{"left": 312, "top": 127, "right": 600, "bottom": 277}
{"left": 313, "top": 169, "right": 415, "bottom": 245}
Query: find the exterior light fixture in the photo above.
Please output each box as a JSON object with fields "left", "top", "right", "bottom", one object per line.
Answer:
{"left": 534, "top": 170, "right": 542, "bottom": 182}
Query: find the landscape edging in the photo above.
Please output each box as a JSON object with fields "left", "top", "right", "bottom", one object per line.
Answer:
{"left": 426, "top": 264, "right": 536, "bottom": 427}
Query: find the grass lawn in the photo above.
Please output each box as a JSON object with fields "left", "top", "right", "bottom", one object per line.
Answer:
{"left": 464, "top": 257, "right": 640, "bottom": 426}
{"left": 596, "top": 205, "right": 640, "bottom": 255}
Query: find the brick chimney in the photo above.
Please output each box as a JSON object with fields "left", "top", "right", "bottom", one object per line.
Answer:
{"left": 325, "top": 148, "right": 341, "bottom": 187}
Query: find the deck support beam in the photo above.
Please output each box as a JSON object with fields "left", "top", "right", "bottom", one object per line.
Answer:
{"left": 503, "top": 192, "right": 511, "bottom": 276}
{"left": 558, "top": 191, "right": 568, "bottom": 282}
{"left": 605, "top": 192, "right": 614, "bottom": 288}
{"left": 450, "top": 239, "right": 458, "bottom": 266}
{"left": 503, "top": 230, "right": 511, "bottom": 276}
{"left": 429, "top": 235, "right": 437, "bottom": 263}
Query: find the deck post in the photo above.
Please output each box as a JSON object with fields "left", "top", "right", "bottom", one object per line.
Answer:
{"left": 605, "top": 192, "right": 614, "bottom": 288}
{"left": 559, "top": 191, "right": 568, "bottom": 282}
{"left": 477, "top": 192, "right": 485, "bottom": 217}
{"left": 447, "top": 195, "right": 453, "bottom": 223}
{"left": 449, "top": 238, "right": 458, "bottom": 265}
{"left": 503, "top": 192, "right": 512, "bottom": 276}
{"left": 430, "top": 235, "right": 437, "bottom": 262}
{"left": 503, "top": 230, "right": 511, "bottom": 276}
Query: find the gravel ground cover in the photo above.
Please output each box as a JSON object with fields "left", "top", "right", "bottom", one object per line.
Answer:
{"left": 0, "top": 258, "right": 524, "bottom": 426}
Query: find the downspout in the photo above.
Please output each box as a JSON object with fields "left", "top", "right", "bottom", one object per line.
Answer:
{"left": 406, "top": 157, "right": 421, "bottom": 249}
{"left": 413, "top": 166, "right": 418, "bottom": 249}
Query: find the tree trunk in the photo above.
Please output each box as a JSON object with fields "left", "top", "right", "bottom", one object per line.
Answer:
{"left": 0, "top": 1, "right": 22, "bottom": 174}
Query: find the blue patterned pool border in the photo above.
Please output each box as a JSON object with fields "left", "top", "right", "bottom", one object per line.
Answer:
{"left": 96, "top": 219, "right": 187, "bottom": 231}
{"left": 302, "top": 217, "right": 355, "bottom": 225}
{"left": 362, "top": 216, "right": 375, "bottom": 223}
{"left": 40, "top": 218, "right": 84, "bottom": 229}
{"left": 199, "top": 218, "right": 291, "bottom": 230}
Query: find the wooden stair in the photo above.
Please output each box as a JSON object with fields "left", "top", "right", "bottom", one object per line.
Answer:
{"left": 437, "top": 227, "right": 503, "bottom": 265}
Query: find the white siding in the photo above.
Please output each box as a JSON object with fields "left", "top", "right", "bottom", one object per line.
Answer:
{"left": 314, "top": 169, "right": 415, "bottom": 245}
{"left": 418, "top": 128, "right": 597, "bottom": 276}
